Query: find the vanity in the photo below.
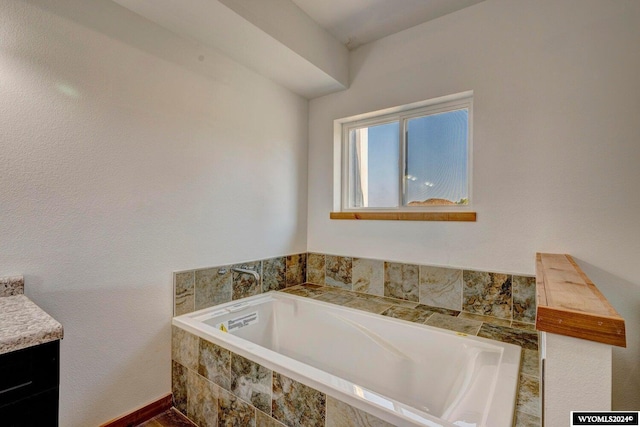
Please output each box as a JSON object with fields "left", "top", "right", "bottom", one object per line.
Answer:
{"left": 0, "top": 276, "right": 64, "bottom": 426}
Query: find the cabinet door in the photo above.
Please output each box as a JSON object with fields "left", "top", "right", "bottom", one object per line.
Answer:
{"left": 0, "top": 388, "right": 59, "bottom": 427}
{"left": 0, "top": 341, "right": 59, "bottom": 405}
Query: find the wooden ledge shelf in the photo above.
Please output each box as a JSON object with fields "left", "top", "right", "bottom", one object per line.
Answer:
{"left": 536, "top": 253, "right": 626, "bottom": 347}
{"left": 329, "top": 212, "right": 476, "bottom": 222}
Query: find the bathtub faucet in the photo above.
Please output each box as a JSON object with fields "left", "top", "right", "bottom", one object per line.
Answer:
{"left": 231, "top": 266, "right": 260, "bottom": 282}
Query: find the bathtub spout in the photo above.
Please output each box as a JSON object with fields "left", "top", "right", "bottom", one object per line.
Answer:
{"left": 231, "top": 267, "right": 260, "bottom": 282}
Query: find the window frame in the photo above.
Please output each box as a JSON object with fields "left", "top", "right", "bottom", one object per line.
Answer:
{"left": 335, "top": 91, "right": 473, "bottom": 213}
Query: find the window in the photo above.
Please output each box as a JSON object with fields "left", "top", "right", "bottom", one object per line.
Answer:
{"left": 335, "top": 92, "right": 472, "bottom": 214}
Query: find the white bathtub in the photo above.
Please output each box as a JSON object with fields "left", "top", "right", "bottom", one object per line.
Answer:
{"left": 173, "top": 292, "right": 521, "bottom": 427}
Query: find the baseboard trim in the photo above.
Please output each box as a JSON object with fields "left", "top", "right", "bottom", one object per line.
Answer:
{"left": 100, "top": 393, "right": 173, "bottom": 427}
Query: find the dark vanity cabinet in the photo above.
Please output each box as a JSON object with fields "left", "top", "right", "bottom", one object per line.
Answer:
{"left": 0, "top": 340, "right": 60, "bottom": 426}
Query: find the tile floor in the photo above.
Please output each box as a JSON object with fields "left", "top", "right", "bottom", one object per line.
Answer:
{"left": 137, "top": 408, "right": 196, "bottom": 427}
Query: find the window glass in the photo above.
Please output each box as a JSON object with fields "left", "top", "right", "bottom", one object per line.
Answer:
{"left": 348, "top": 122, "right": 399, "bottom": 208}
{"left": 339, "top": 93, "right": 472, "bottom": 211}
{"left": 405, "top": 109, "right": 469, "bottom": 206}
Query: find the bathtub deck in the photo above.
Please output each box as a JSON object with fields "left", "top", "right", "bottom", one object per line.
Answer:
{"left": 281, "top": 283, "right": 541, "bottom": 427}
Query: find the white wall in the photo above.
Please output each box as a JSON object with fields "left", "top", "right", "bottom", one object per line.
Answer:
{"left": 308, "top": 0, "right": 640, "bottom": 410}
{"left": 2, "top": 0, "right": 638, "bottom": 421}
{"left": 0, "top": 0, "right": 307, "bottom": 425}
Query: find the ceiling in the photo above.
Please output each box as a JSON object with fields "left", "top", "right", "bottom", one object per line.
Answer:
{"left": 110, "top": 0, "right": 485, "bottom": 98}
{"left": 291, "top": 0, "right": 485, "bottom": 49}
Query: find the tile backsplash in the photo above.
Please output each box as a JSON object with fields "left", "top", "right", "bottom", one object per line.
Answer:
{"left": 305, "top": 253, "right": 536, "bottom": 325}
{"left": 173, "top": 253, "right": 307, "bottom": 316}
{"left": 173, "top": 252, "right": 536, "bottom": 325}
{"left": 285, "top": 253, "right": 306, "bottom": 287}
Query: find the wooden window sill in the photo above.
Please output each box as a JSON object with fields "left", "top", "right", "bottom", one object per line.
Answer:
{"left": 329, "top": 212, "right": 476, "bottom": 222}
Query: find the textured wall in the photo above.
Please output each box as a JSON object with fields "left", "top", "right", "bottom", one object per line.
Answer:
{"left": 0, "top": 0, "right": 307, "bottom": 425}
{"left": 307, "top": 0, "right": 640, "bottom": 410}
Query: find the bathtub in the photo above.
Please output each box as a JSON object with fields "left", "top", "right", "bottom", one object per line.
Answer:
{"left": 173, "top": 292, "right": 521, "bottom": 427}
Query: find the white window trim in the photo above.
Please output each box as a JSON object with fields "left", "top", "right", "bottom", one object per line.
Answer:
{"left": 333, "top": 91, "right": 473, "bottom": 212}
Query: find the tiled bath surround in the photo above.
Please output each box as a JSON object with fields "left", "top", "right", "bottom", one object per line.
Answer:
{"left": 172, "top": 284, "right": 541, "bottom": 427}
{"left": 175, "top": 252, "right": 535, "bottom": 327}
{"left": 306, "top": 253, "right": 537, "bottom": 326}
{"left": 174, "top": 254, "right": 306, "bottom": 316}
{"left": 173, "top": 253, "right": 538, "bottom": 426}
{"left": 172, "top": 324, "right": 330, "bottom": 427}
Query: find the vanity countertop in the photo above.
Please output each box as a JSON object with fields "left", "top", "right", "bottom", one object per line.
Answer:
{"left": 0, "top": 294, "right": 64, "bottom": 355}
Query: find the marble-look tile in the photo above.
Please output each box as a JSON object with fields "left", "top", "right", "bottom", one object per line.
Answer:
{"left": 415, "top": 304, "right": 460, "bottom": 317}
{"left": 272, "top": 373, "right": 326, "bottom": 427}
{"left": 187, "top": 370, "right": 218, "bottom": 427}
{"left": 457, "top": 312, "right": 512, "bottom": 327}
{"left": 325, "top": 255, "right": 352, "bottom": 289}
{"left": 172, "top": 361, "right": 188, "bottom": 416}
{"left": 462, "top": 270, "right": 512, "bottom": 319}
{"left": 263, "top": 257, "right": 286, "bottom": 292}
{"left": 232, "top": 261, "right": 262, "bottom": 300}
{"left": 285, "top": 254, "right": 307, "bottom": 287}
{"left": 419, "top": 266, "right": 463, "bottom": 311}
{"left": 313, "top": 291, "right": 355, "bottom": 306}
{"left": 138, "top": 418, "right": 164, "bottom": 427}
{"left": 370, "top": 295, "right": 418, "bottom": 308}
{"left": 521, "top": 349, "right": 540, "bottom": 377}
{"left": 516, "top": 374, "right": 541, "bottom": 417}
{"left": 513, "top": 276, "right": 536, "bottom": 324}
{"left": 512, "top": 321, "right": 536, "bottom": 331}
{"left": 0, "top": 275, "right": 24, "bottom": 297}
{"left": 280, "top": 284, "right": 327, "bottom": 298}
{"left": 306, "top": 253, "right": 325, "bottom": 285}
{"left": 320, "top": 286, "right": 353, "bottom": 296}
{"left": 231, "top": 353, "right": 272, "bottom": 414}
{"left": 380, "top": 305, "right": 435, "bottom": 324}
{"left": 425, "top": 313, "right": 482, "bottom": 335}
{"left": 218, "top": 386, "right": 256, "bottom": 427}
{"left": 477, "top": 324, "right": 538, "bottom": 351}
{"left": 352, "top": 258, "right": 384, "bottom": 296}
{"left": 384, "top": 262, "right": 419, "bottom": 302}
{"left": 144, "top": 408, "right": 197, "bottom": 427}
{"left": 256, "top": 410, "right": 287, "bottom": 427}
{"left": 175, "top": 271, "right": 195, "bottom": 316}
{"left": 343, "top": 297, "right": 393, "bottom": 314}
{"left": 195, "top": 267, "right": 232, "bottom": 310}
{"left": 198, "top": 338, "right": 231, "bottom": 390}
{"left": 515, "top": 411, "right": 541, "bottom": 427}
{"left": 172, "top": 326, "right": 198, "bottom": 370}
{"left": 326, "top": 396, "right": 394, "bottom": 427}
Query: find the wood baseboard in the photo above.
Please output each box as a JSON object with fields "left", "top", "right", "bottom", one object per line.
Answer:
{"left": 100, "top": 394, "right": 173, "bottom": 427}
